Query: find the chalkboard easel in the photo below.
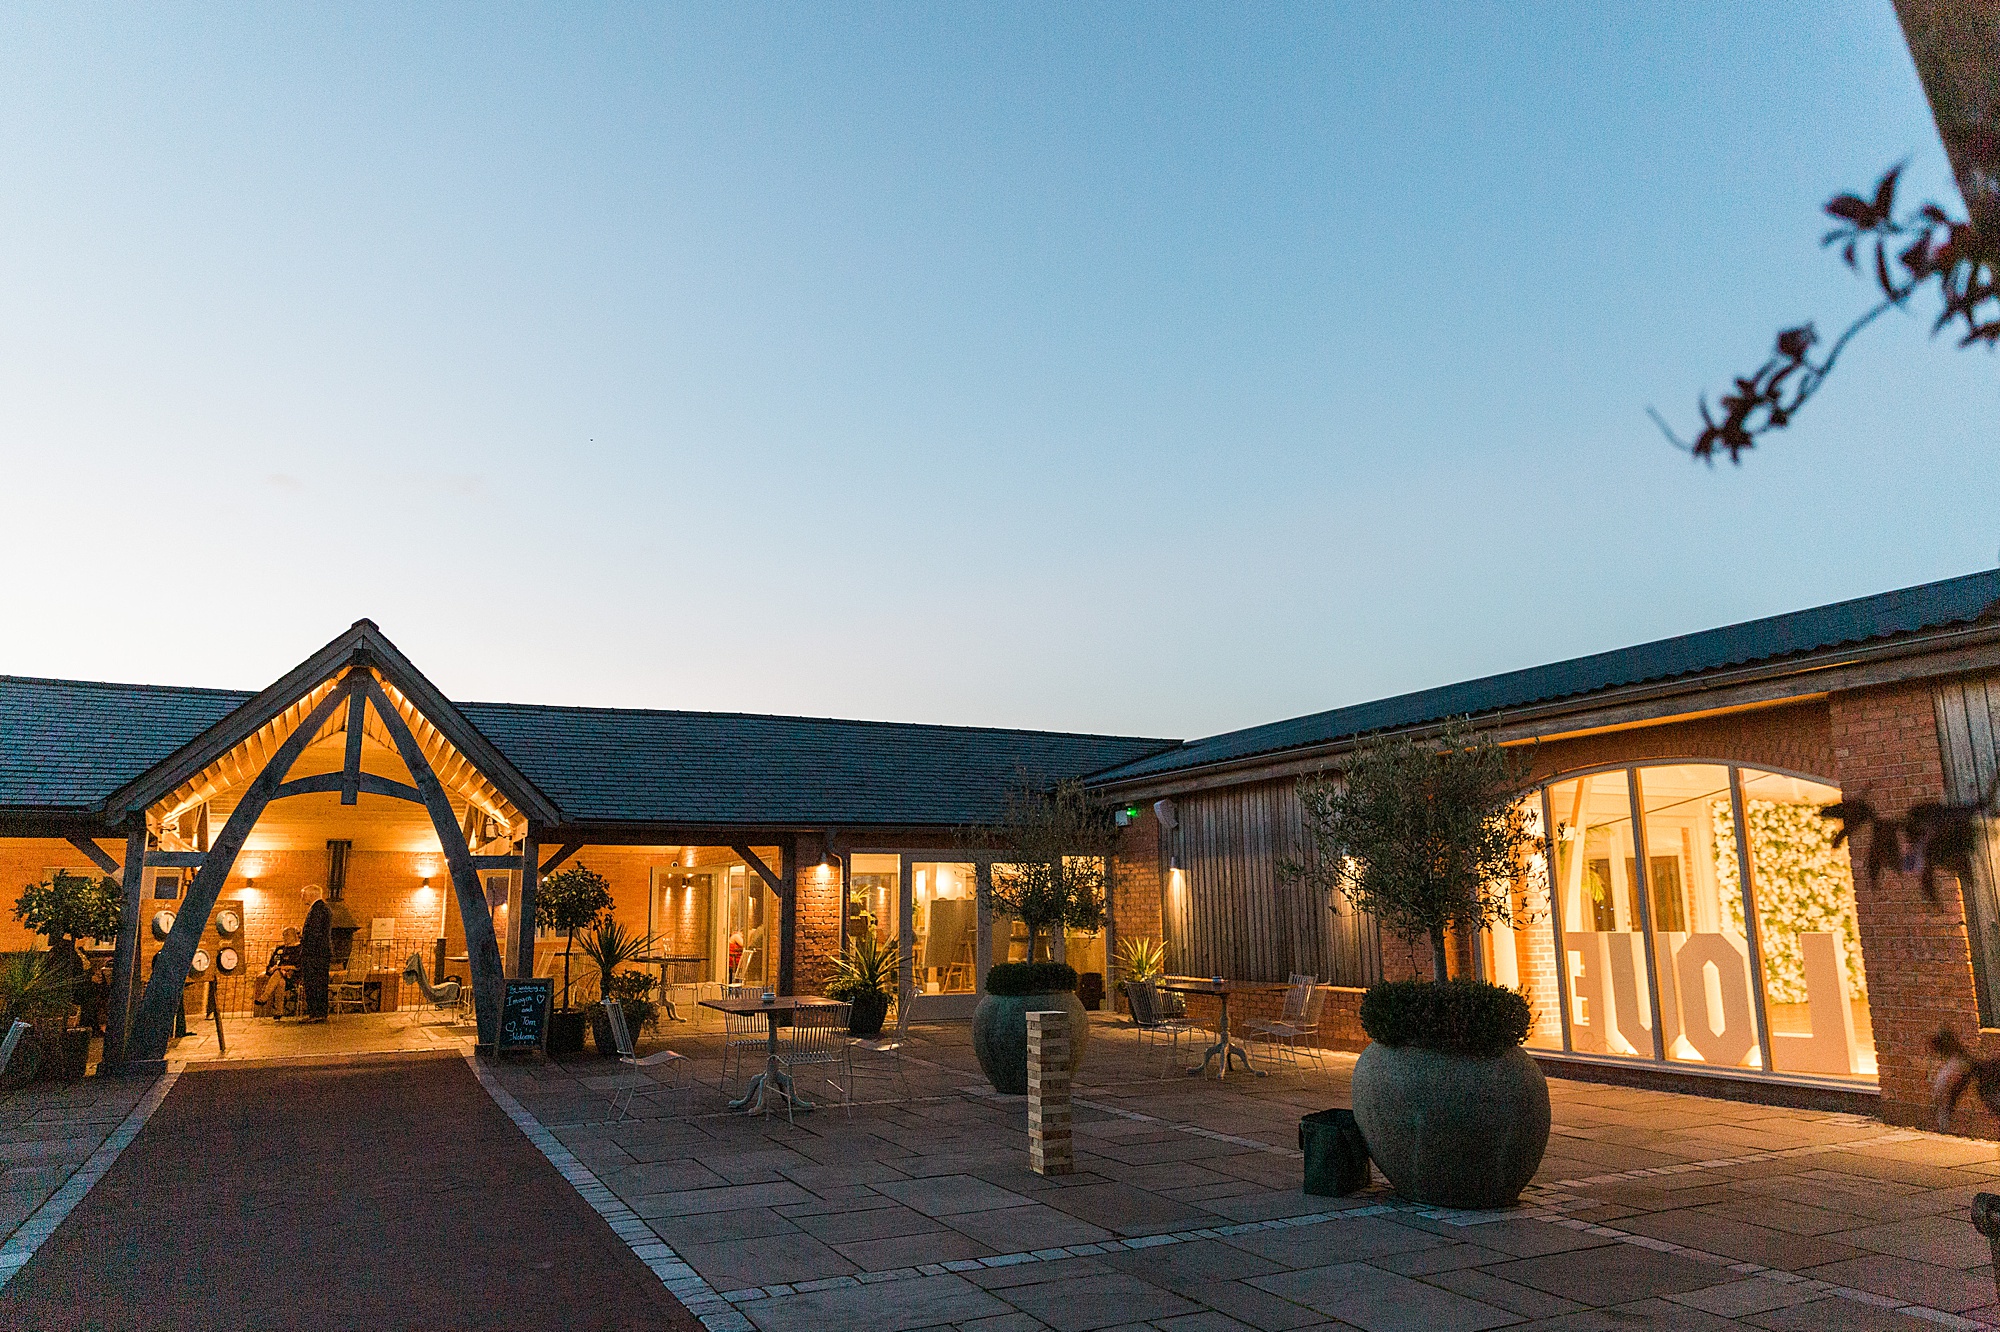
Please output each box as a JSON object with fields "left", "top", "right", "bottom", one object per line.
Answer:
{"left": 497, "top": 978, "right": 554, "bottom": 1057}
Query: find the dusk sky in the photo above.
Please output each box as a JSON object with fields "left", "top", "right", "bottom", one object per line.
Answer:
{"left": 1, "top": 3, "right": 1992, "bottom": 742}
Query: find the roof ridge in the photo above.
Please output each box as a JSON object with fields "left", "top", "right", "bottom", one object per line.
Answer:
{"left": 0, "top": 674, "right": 257, "bottom": 700}
{"left": 458, "top": 697, "right": 1179, "bottom": 746}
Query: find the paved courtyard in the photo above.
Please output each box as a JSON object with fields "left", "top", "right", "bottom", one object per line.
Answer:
{"left": 0, "top": 1011, "right": 1994, "bottom": 1330}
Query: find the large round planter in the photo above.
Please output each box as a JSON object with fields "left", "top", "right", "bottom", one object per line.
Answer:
{"left": 1349, "top": 1043, "right": 1550, "bottom": 1209}
{"left": 847, "top": 991, "right": 890, "bottom": 1037}
{"left": 548, "top": 1008, "right": 588, "bottom": 1056}
{"left": 971, "top": 992, "right": 1088, "bottom": 1094}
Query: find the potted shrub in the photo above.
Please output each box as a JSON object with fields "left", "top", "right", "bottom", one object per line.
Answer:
{"left": 1113, "top": 935, "right": 1178, "bottom": 1014}
{"left": 0, "top": 952, "right": 72, "bottom": 1088}
{"left": 1286, "top": 717, "right": 1550, "bottom": 1208}
{"left": 578, "top": 916, "right": 653, "bottom": 1057}
{"left": 963, "top": 778, "right": 1114, "bottom": 1092}
{"left": 536, "top": 863, "right": 612, "bottom": 1055}
{"left": 12, "top": 868, "right": 120, "bottom": 1080}
{"left": 826, "top": 932, "right": 897, "bottom": 1036}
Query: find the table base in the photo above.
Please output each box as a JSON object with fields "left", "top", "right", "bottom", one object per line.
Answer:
{"left": 1188, "top": 1038, "right": 1265, "bottom": 1078}
{"left": 729, "top": 1054, "right": 815, "bottom": 1114}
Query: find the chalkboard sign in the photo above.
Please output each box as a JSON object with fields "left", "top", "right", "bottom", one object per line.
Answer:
{"left": 498, "top": 978, "right": 553, "bottom": 1054}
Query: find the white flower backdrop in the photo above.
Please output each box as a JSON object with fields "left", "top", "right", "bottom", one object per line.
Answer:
{"left": 1712, "top": 798, "right": 1865, "bottom": 1004}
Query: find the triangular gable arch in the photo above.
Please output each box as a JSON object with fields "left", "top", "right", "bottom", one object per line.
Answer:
{"left": 113, "top": 622, "right": 558, "bottom": 1063}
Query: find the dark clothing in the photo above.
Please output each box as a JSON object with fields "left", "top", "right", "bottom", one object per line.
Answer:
{"left": 300, "top": 901, "right": 333, "bottom": 1020}
{"left": 265, "top": 944, "right": 300, "bottom": 975}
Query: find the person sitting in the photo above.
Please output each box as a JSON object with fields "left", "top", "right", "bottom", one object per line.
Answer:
{"left": 254, "top": 928, "right": 302, "bottom": 1018}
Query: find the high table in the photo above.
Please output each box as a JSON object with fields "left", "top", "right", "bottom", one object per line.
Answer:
{"left": 638, "top": 954, "right": 707, "bottom": 1021}
{"left": 1156, "top": 978, "right": 1291, "bottom": 1079}
{"left": 699, "top": 994, "right": 841, "bottom": 1115}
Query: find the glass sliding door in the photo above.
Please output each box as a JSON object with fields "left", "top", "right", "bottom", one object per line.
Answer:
{"left": 1636, "top": 766, "right": 1763, "bottom": 1070}
{"left": 1547, "top": 771, "right": 1655, "bottom": 1058}
{"left": 720, "top": 864, "right": 775, "bottom": 990}
{"left": 912, "top": 862, "right": 977, "bottom": 995}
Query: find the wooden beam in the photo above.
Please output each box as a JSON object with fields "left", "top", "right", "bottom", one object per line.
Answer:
{"left": 340, "top": 688, "right": 366, "bottom": 805}
{"left": 99, "top": 827, "right": 148, "bottom": 1070}
{"left": 777, "top": 835, "right": 797, "bottom": 997}
{"left": 130, "top": 673, "right": 361, "bottom": 1061}
{"left": 143, "top": 851, "right": 205, "bottom": 869}
{"left": 470, "top": 854, "right": 519, "bottom": 870}
{"left": 362, "top": 676, "right": 504, "bottom": 1048}
{"left": 516, "top": 836, "right": 540, "bottom": 980}
{"left": 65, "top": 836, "right": 120, "bottom": 877}
{"left": 539, "top": 842, "right": 583, "bottom": 877}
{"left": 272, "top": 770, "right": 425, "bottom": 804}
{"left": 734, "top": 845, "right": 784, "bottom": 896}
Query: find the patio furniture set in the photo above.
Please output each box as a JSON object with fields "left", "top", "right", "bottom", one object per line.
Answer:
{"left": 1124, "top": 973, "right": 1328, "bottom": 1078}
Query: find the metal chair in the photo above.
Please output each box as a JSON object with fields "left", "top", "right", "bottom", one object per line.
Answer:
{"left": 602, "top": 999, "right": 693, "bottom": 1119}
{"left": 329, "top": 952, "right": 369, "bottom": 1016}
{"left": 719, "top": 1008, "right": 764, "bottom": 1093}
{"left": 1246, "top": 973, "right": 1315, "bottom": 1058}
{"left": 1125, "top": 979, "right": 1196, "bottom": 1075}
{"left": 402, "top": 952, "right": 467, "bottom": 1023}
{"left": 846, "top": 988, "right": 916, "bottom": 1108}
{"left": 776, "top": 1002, "right": 851, "bottom": 1124}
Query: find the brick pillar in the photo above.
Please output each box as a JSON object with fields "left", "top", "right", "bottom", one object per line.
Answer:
{"left": 1027, "top": 1009, "right": 1074, "bottom": 1176}
{"left": 793, "top": 832, "right": 843, "bottom": 997}
{"left": 1830, "top": 681, "right": 1985, "bottom": 1133}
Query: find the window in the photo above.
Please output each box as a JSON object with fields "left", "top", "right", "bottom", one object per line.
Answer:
{"left": 1521, "top": 762, "right": 1873, "bottom": 1083}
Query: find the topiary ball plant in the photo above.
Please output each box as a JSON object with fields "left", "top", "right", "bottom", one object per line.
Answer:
{"left": 983, "top": 961, "right": 1078, "bottom": 997}
{"left": 1358, "top": 978, "right": 1533, "bottom": 1056}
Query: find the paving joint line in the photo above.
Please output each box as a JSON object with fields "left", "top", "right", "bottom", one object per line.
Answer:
{"left": 0, "top": 1068, "right": 181, "bottom": 1292}
{"left": 465, "top": 1054, "right": 752, "bottom": 1332}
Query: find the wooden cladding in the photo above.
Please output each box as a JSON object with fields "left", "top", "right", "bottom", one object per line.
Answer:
{"left": 1933, "top": 673, "right": 2000, "bottom": 1025}
{"left": 1159, "top": 779, "right": 1380, "bottom": 987}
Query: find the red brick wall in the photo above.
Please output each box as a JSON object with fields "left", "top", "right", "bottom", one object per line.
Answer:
{"left": 796, "top": 834, "right": 842, "bottom": 997}
{"left": 1525, "top": 701, "right": 1837, "bottom": 786}
{"left": 1828, "top": 682, "right": 1987, "bottom": 1133}
{"left": 1109, "top": 810, "right": 1165, "bottom": 1009}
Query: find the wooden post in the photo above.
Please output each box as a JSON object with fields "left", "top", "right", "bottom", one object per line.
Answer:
{"left": 778, "top": 834, "right": 798, "bottom": 997}
{"left": 974, "top": 860, "right": 994, "bottom": 995}
{"left": 516, "top": 834, "right": 540, "bottom": 980}
{"left": 101, "top": 826, "right": 148, "bottom": 1070}
{"left": 1027, "top": 1009, "right": 1073, "bottom": 1176}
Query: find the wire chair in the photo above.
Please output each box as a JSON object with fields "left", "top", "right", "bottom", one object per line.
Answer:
{"left": 1246, "top": 973, "right": 1315, "bottom": 1056}
{"left": 1125, "top": 979, "right": 1197, "bottom": 1076}
{"left": 602, "top": 999, "right": 693, "bottom": 1119}
{"left": 775, "top": 1002, "right": 851, "bottom": 1125}
{"left": 720, "top": 1008, "right": 765, "bottom": 1092}
{"left": 846, "top": 988, "right": 915, "bottom": 1108}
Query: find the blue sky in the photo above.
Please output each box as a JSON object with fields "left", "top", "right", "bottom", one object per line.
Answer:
{"left": 0, "top": 4, "right": 1991, "bottom": 740}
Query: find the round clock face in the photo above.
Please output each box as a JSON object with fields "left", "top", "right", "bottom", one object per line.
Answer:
{"left": 189, "top": 949, "right": 211, "bottom": 974}
{"left": 151, "top": 911, "right": 177, "bottom": 940}
{"left": 217, "top": 947, "right": 240, "bottom": 973}
{"left": 216, "top": 909, "right": 241, "bottom": 935}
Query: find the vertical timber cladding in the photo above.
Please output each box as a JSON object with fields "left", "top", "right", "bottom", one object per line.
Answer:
{"left": 1934, "top": 672, "right": 2000, "bottom": 1025}
{"left": 1166, "top": 779, "right": 1380, "bottom": 986}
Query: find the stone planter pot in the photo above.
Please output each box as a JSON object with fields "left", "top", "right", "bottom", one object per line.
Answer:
{"left": 54, "top": 1027, "right": 91, "bottom": 1082}
{"left": 1349, "top": 1042, "right": 1550, "bottom": 1209}
{"left": 971, "top": 991, "right": 1087, "bottom": 1094}
{"left": 847, "top": 991, "right": 890, "bottom": 1037}
{"left": 590, "top": 1004, "right": 619, "bottom": 1057}
{"left": 548, "top": 1008, "right": 587, "bottom": 1056}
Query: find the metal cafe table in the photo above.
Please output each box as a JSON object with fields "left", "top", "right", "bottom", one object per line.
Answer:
{"left": 1156, "top": 977, "right": 1291, "bottom": 1079}
{"left": 699, "top": 994, "right": 841, "bottom": 1115}
{"left": 638, "top": 954, "right": 707, "bottom": 1021}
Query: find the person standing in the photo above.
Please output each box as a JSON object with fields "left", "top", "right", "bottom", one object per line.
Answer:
{"left": 300, "top": 899, "right": 332, "bottom": 1022}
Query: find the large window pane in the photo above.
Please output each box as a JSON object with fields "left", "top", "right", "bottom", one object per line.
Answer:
{"left": 1637, "top": 766, "right": 1762, "bottom": 1069}
{"left": 1548, "top": 772, "right": 1655, "bottom": 1058}
{"left": 1728, "top": 771, "right": 1875, "bottom": 1079}
{"left": 913, "top": 862, "right": 977, "bottom": 994}
{"left": 722, "top": 863, "right": 775, "bottom": 989}
{"left": 846, "top": 854, "right": 901, "bottom": 963}
{"left": 1478, "top": 797, "right": 1562, "bottom": 1049}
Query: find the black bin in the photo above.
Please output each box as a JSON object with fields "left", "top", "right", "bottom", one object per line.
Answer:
{"left": 1299, "top": 1108, "right": 1370, "bottom": 1197}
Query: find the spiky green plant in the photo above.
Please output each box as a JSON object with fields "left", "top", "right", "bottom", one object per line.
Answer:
{"left": 577, "top": 915, "right": 653, "bottom": 1008}
{"left": 1113, "top": 935, "right": 1168, "bottom": 984}
{"left": 826, "top": 931, "right": 898, "bottom": 1003}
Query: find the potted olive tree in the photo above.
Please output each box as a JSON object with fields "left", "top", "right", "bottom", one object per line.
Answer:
{"left": 579, "top": 915, "right": 654, "bottom": 1056}
{"left": 536, "top": 863, "right": 612, "bottom": 1056}
{"left": 965, "top": 778, "right": 1114, "bottom": 1094}
{"left": 825, "top": 932, "right": 896, "bottom": 1036}
{"left": 1286, "top": 718, "right": 1550, "bottom": 1208}
{"left": 11, "top": 868, "right": 121, "bottom": 1080}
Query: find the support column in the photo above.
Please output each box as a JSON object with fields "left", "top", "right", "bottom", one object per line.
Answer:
{"left": 777, "top": 834, "right": 798, "bottom": 997}
{"left": 898, "top": 856, "right": 915, "bottom": 1004}
{"left": 1027, "top": 1009, "right": 1074, "bottom": 1176}
{"left": 975, "top": 861, "right": 994, "bottom": 995}
{"left": 101, "top": 826, "right": 147, "bottom": 1071}
{"left": 516, "top": 834, "right": 540, "bottom": 980}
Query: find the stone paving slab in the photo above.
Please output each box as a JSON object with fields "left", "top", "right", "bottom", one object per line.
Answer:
{"left": 465, "top": 1015, "right": 2000, "bottom": 1331}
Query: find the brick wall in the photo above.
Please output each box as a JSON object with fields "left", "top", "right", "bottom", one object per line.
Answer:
{"left": 1525, "top": 701, "right": 1837, "bottom": 786}
{"left": 1828, "top": 682, "right": 1988, "bottom": 1133}
{"left": 796, "top": 834, "right": 842, "bottom": 997}
{"left": 1108, "top": 810, "right": 1164, "bottom": 1010}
